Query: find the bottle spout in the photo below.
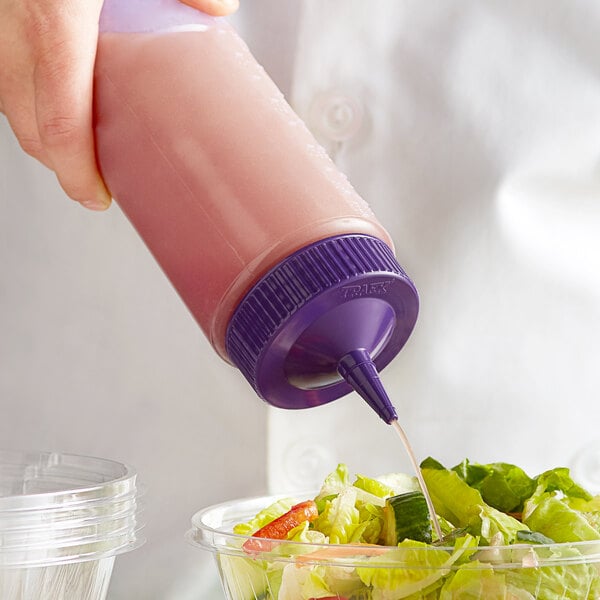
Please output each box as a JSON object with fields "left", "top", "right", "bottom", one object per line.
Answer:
{"left": 337, "top": 349, "right": 398, "bottom": 424}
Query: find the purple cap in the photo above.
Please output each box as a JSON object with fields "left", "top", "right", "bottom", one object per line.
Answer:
{"left": 225, "top": 235, "right": 419, "bottom": 423}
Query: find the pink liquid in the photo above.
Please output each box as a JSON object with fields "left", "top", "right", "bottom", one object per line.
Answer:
{"left": 94, "top": 26, "right": 393, "bottom": 359}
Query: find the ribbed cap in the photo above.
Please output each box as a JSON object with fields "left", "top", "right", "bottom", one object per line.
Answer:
{"left": 225, "top": 235, "right": 419, "bottom": 415}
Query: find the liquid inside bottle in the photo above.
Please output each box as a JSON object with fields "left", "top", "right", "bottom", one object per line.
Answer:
{"left": 94, "top": 26, "right": 392, "bottom": 360}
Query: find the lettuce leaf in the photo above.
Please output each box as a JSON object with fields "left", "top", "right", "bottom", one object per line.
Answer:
{"left": 452, "top": 459, "right": 536, "bottom": 513}
{"left": 356, "top": 535, "right": 477, "bottom": 599}
{"left": 354, "top": 474, "right": 397, "bottom": 499}
{"left": 315, "top": 464, "right": 350, "bottom": 502}
{"left": 287, "top": 521, "right": 328, "bottom": 544}
{"left": 277, "top": 564, "right": 332, "bottom": 600}
{"left": 322, "top": 565, "right": 372, "bottom": 598}
{"left": 374, "top": 472, "right": 420, "bottom": 497}
{"left": 439, "top": 562, "right": 534, "bottom": 599}
{"left": 316, "top": 464, "right": 390, "bottom": 509}
{"left": 277, "top": 561, "right": 371, "bottom": 600}
{"left": 355, "top": 502, "right": 385, "bottom": 544}
{"left": 313, "top": 487, "right": 361, "bottom": 545}
{"left": 533, "top": 468, "right": 593, "bottom": 502}
{"left": 478, "top": 504, "right": 528, "bottom": 545}
{"left": 521, "top": 468, "right": 599, "bottom": 542}
{"left": 567, "top": 494, "right": 600, "bottom": 513}
{"left": 523, "top": 492, "right": 600, "bottom": 543}
{"left": 421, "top": 460, "right": 526, "bottom": 543}
{"left": 505, "top": 545, "right": 599, "bottom": 599}
{"left": 441, "top": 546, "right": 599, "bottom": 599}
{"left": 420, "top": 461, "right": 483, "bottom": 529}
{"left": 218, "top": 554, "right": 271, "bottom": 600}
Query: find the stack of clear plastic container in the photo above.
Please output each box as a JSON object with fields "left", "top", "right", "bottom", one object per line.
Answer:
{"left": 0, "top": 450, "right": 143, "bottom": 600}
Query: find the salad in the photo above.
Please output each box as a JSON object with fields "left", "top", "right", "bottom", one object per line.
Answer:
{"left": 214, "top": 458, "right": 600, "bottom": 599}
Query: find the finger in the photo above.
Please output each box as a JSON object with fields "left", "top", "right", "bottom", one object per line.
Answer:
{"left": 1, "top": 72, "right": 52, "bottom": 167}
{"left": 178, "top": 0, "right": 240, "bottom": 17}
{"left": 0, "top": 18, "right": 46, "bottom": 162}
{"left": 3, "top": 100, "right": 52, "bottom": 168}
{"left": 31, "top": 3, "right": 111, "bottom": 210}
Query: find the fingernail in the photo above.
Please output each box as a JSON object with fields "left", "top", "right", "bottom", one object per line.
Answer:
{"left": 217, "top": 0, "right": 239, "bottom": 10}
{"left": 80, "top": 199, "right": 110, "bottom": 211}
{"left": 80, "top": 188, "right": 112, "bottom": 211}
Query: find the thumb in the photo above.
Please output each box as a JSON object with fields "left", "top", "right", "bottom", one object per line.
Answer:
{"left": 178, "top": 0, "right": 239, "bottom": 17}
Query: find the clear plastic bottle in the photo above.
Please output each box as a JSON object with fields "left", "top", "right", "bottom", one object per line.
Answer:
{"left": 94, "top": 0, "right": 419, "bottom": 422}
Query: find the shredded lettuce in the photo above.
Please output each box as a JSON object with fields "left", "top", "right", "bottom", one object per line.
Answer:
{"left": 218, "top": 554, "right": 271, "bottom": 600}
{"left": 375, "top": 472, "right": 420, "bottom": 496}
{"left": 315, "top": 463, "right": 350, "bottom": 502}
{"left": 277, "top": 564, "right": 332, "bottom": 600}
{"left": 357, "top": 535, "right": 477, "bottom": 599}
{"left": 439, "top": 562, "right": 534, "bottom": 599}
{"left": 353, "top": 474, "right": 397, "bottom": 499}
{"left": 505, "top": 544, "right": 599, "bottom": 599}
{"left": 223, "top": 460, "right": 600, "bottom": 600}
{"left": 356, "top": 502, "right": 384, "bottom": 544}
{"left": 286, "top": 520, "right": 327, "bottom": 545}
{"left": 533, "top": 468, "right": 593, "bottom": 502}
{"left": 313, "top": 487, "right": 361, "bottom": 545}
{"left": 523, "top": 492, "right": 600, "bottom": 543}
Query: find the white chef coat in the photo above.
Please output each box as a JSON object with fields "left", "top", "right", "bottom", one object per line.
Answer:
{"left": 1, "top": 1, "right": 600, "bottom": 599}
{"left": 268, "top": 0, "right": 600, "bottom": 494}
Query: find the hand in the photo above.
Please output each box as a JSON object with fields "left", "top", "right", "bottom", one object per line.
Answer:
{"left": 0, "top": 0, "right": 239, "bottom": 211}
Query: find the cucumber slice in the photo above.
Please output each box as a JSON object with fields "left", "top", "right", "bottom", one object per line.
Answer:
{"left": 382, "top": 491, "right": 433, "bottom": 545}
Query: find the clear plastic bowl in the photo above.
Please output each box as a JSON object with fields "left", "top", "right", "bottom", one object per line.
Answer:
{"left": 188, "top": 493, "right": 600, "bottom": 600}
{"left": 0, "top": 450, "right": 144, "bottom": 600}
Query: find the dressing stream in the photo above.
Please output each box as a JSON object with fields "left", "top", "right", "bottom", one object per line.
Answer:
{"left": 390, "top": 419, "right": 444, "bottom": 542}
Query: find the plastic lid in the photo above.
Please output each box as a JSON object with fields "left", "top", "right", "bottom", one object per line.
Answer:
{"left": 225, "top": 235, "right": 419, "bottom": 423}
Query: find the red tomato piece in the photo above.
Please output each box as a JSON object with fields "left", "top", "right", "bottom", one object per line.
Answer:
{"left": 242, "top": 500, "right": 318, "bottom": 554}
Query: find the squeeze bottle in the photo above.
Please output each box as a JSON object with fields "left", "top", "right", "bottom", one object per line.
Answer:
{"left": 94, "top": 0, "right": 419, "bottom": 423}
